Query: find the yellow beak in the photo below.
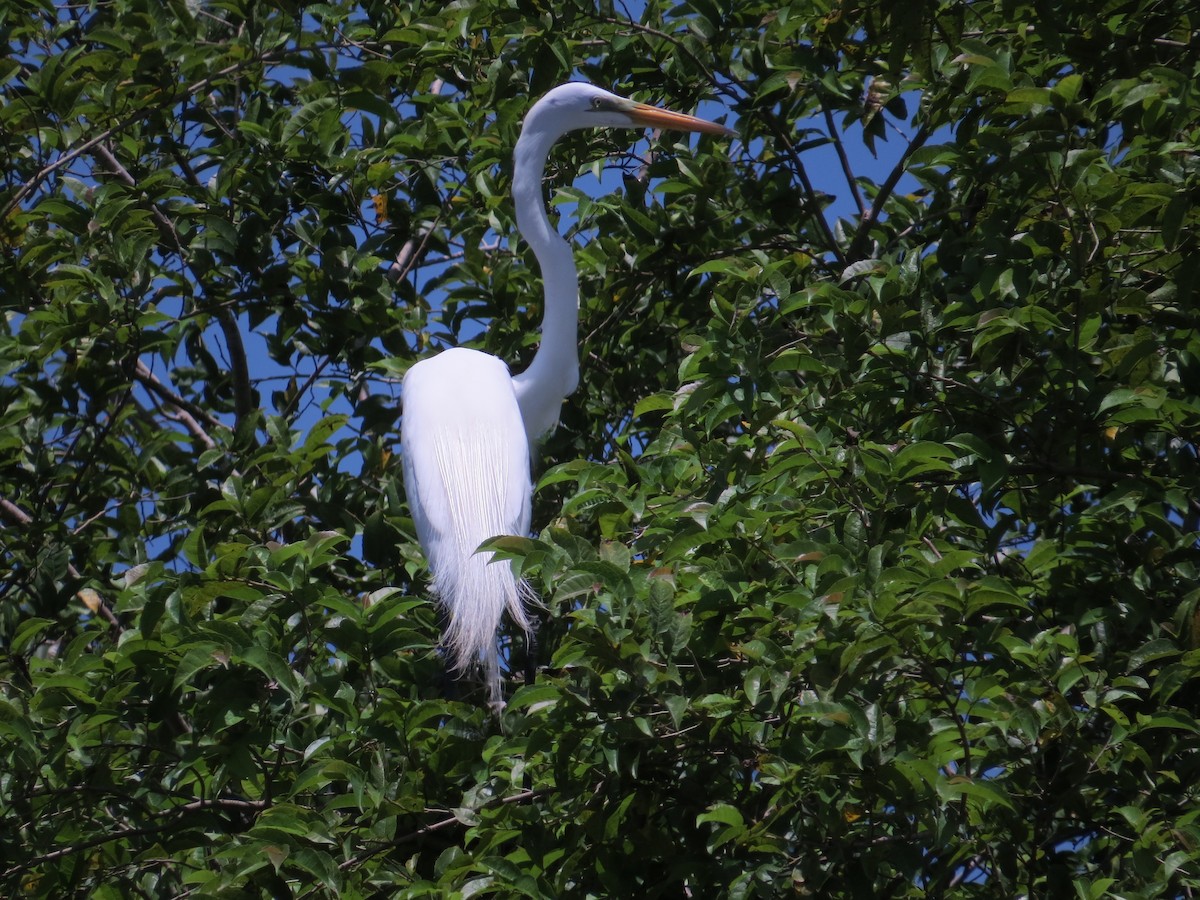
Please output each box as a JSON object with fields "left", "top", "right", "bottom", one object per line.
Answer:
{"left": 626, "top": 102, "right": 735, "bottom": 137}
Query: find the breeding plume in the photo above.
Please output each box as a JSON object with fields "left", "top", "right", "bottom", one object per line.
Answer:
{"left": 401, "top": 82, "right": 732, "bottom": 705}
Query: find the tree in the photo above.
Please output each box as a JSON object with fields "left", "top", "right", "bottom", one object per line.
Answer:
{"left": 1, "top": 0, "right": 1198, "bottom": 895}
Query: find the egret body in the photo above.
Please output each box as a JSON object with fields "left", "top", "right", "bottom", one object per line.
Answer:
{"left": 401, "top": 83, "right": 731, "bottom": 705}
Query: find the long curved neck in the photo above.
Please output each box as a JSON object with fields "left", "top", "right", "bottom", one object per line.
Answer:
{"left": 510, "top": 119, "right": 580, "bottom": 442}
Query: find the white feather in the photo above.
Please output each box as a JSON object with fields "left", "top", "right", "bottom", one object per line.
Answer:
{"left": 401, "top": 348, "right": 532, "bottom": 704}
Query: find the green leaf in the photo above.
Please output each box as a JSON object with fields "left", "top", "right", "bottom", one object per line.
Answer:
{"left": 505, "top": 683, "right": 560, "bottom": 714}
{"left": 281, "top": 97, "right": 339, "bottom": 146}
{"left": 11, "top": 618, "right": 56, "bottom": 654}
{"left": 696, "top": 803, "right": 744, "bottom": 828}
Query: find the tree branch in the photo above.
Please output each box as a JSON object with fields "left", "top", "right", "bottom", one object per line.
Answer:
{"left": 1, "top": 54, "right": 288, "bottom": 221}
{"left": 335, "top": 789, "right": 550, "bottom": 875}
{"left": 846, "top": 123, "right": 932, "bottom": 262}
{"left": 2, "top": 797, "right": 268, "bottom": 880}
{"left": 821, "top": 102, "right": 867, "bottom": 218}
{"left": 133, "top": 360, "right": 221, "bottom": 449}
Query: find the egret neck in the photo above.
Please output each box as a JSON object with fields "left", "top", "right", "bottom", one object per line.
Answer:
{"left": 510, "top": 117, "right": 581, "bottom": 444}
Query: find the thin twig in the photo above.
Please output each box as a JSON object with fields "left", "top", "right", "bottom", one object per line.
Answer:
{"left": 820, "top": 102, "right": 867, "bottom": 218}
{"left": 846, "top": 124, "right": 932, "bottom": 262}
{"left": 336, "top": 789, "right": 550, "bottom": 873}
{"left": 2, "top": 797, "right": 268, "bottom": 879}
{"left": 134, "top": 360, "right": 221, "bottom": 446}
{"left": 91, "top": 142, "right": 186, "bottom": 254}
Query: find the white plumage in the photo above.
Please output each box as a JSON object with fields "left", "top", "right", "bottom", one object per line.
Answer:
{"left": 401, "top": 348, "right": 532, "bottom": 701}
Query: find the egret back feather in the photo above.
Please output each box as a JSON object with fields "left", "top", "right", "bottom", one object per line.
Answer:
{"left": 401, "top": 348, "right": 533, "bottom": 704}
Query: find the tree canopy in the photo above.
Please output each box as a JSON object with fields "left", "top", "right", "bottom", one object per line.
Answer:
{"left": 2, "top": 0, "right": 1198, "bottom": 895}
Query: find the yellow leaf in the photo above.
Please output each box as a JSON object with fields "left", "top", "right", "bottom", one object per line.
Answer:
{"left": 77, "top": 588, "right": 101, "bottom": 613}
{"left": 265, "top": 844, "right": 289, "bottom": 872}
{"left": 371, "top": 193, "right": 388, "bottom": 224}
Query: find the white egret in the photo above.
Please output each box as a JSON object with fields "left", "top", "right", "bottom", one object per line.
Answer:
{"left": 401, "top": 82, "right": 732, "bottom": 706}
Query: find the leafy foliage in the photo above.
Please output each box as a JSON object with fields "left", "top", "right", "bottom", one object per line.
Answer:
{"left": 2, "top": 0, "right": 1198, "bottom": 895}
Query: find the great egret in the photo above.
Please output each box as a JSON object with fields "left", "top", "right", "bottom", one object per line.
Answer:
{"left": 401, "top": 82, "right": 732, "bottom": 706}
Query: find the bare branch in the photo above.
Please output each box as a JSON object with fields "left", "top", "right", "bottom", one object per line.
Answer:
{"left": 133, "top": 360, "right": 221, "bottom": 449}
{"left": 847, "top": 123, "right": 932, "bottom": 262}
{"left": 820, "top": 102, "right": 867, "bottom": 218}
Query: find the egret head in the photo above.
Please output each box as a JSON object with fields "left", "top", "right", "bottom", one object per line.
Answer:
{"left": 528, "top": 82, "right": 735, "bottom": 138}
